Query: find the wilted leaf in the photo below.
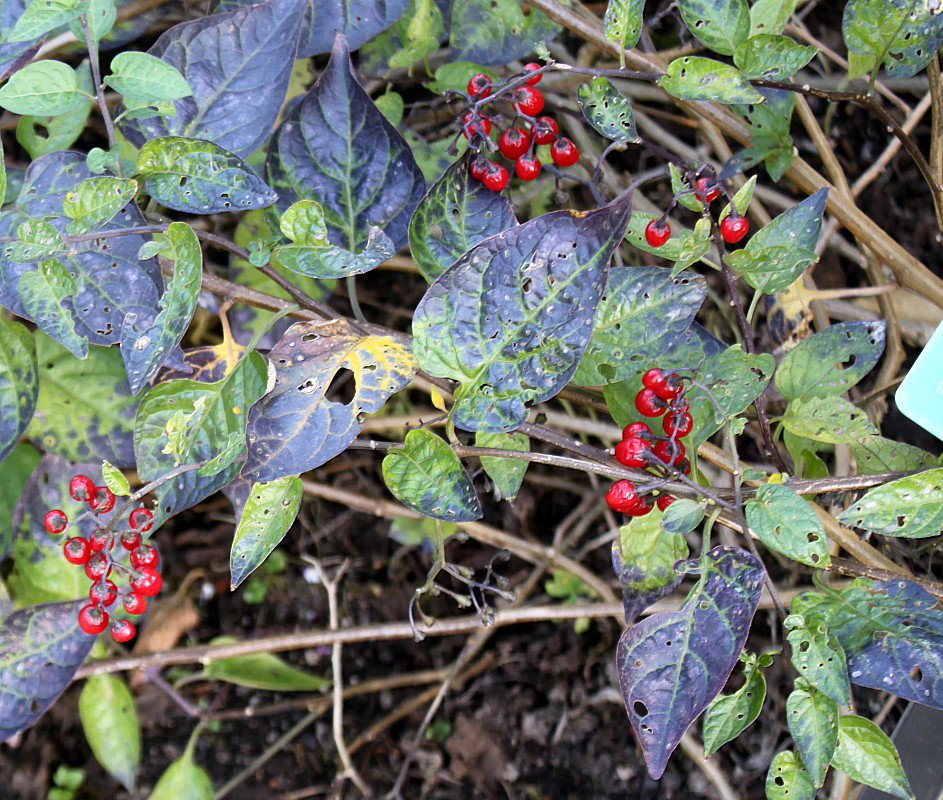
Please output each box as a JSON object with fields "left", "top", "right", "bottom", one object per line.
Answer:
{"left": 702, "top": 656, "right": 766, "bottom": 756}
{"left": 781, "top": 395, "right": 878, "bottom": 444}
{"left": 476, "top": 430, "right": 529, "bottom": 502}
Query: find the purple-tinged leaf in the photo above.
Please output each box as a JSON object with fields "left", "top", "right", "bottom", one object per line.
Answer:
{"left": 0, "top": 600, "right": 95, "bottom": 742}
{"left": 0, "top": 316, "right": 37, "bottom": 464}
{"left": 413, "top": 192, "right": 633, "bottom": 433}
{"left": 265, "top": 35, "right": 426, "bottom": 251}
{"left": 449, "top": 0, "right": 562, "bottom": 65}
{"left": 118, "top": 0, "right": 306, "bottom": 157}
{"left": 616, "top": 546, "right": 763, "bottom": 778}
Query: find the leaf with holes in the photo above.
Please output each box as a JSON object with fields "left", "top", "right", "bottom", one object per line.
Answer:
{"left": 603, "top": 0, "right": 645, "bottom": 61}
{"left": 0, "top": 316, "right": 37, "bottom": 464}
{"left": 659, "top": 57, "right": 763, "bottom": 103}
{"left": 382, "top": 428, "right": 481, "bottom": 521}
{"left": 787, "top": 682, "right": 838, "bottom": 787}
{"left": 749, "top": 0, "right": 798, "bottom": 35}
{"left": 8, "top": 220, "right": 69, "bottom": 261}
{"left": 785, "top": 616, "right": 851, "bottom": 706}
{"left": 118, "top": 0, "right": 305, "bottom": 156}
{"left": 734, "top": 33, "right": 817, "bottom": 79}
{"left": 745, "top": 484, "right": 829, "bottom": 568}
{"left": 838, "top": 469, "right": 943, "bottom": 538}
{"left": 230, "top": 475, "right": 302, "bottom": 589}
{"left": 408, "top": 153, "right": 518, "bottom": 283}
{"left": 17, "top": 259, "right": 86, "bottom": 358}
{"left": 103, "top": 51, "right": 191, "bottom": 102}
{"left": 702, "top": 655, "right": 767, "bottom": 756}
{"left": 843, "top": 0, "right": 943, "bottom": 78}
{"left": 617, "top": 546, "right": 763, "bottom": 778}
{"left": 766, "top": 750, "right": 816, "bottom": 800}
{"left": 62, "top": 177, "right": 139, "bottom": 235}
{"left": 448, "top": 0, "right": 561, "bottom": 65}
{"left": 136, "top": 137, "right": 276, "bottom": 215}
{"left": 677, "top": 0, "right": 750, "bottom": 55}
{"left": 573, "top": 266, "right": 705, "bottom": 386}
{"left": 476, "top": 430, "right": 529, "bottom": 502}
{"left": 577, "top": 77, "right": 640, "bottom": 143}
{"left": 413, "top": 192, "right": 633, "bottom": 433}
{"left": 242, "top": 318, "right": 417, "bottom": 482}
{"left": 79, "top": 674, "right": 140, "bottom": 791}
{"left": 120, "top": 222, "right": 202, "bottom": 394}
{"left": 831, "top": 715, "right": 913, "bottom": 799}
{"left": 274, "top": 200, "right": 395, "bottom": 279}
{"left": 851, "top": 435, "right": 939, "bottom": 472}
{"left": 0, "top": 600, "right": 96, "bottom": 742}
{"left": 781, "top": 395, "right": 878, "bottom": 445}
{"left": 776, "top": 320, "right": 886, "bottom": 402}
{"left": 266, "top": 35, "right": 425, "bottom": 251}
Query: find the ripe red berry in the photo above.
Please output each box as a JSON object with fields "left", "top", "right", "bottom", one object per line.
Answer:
{"left": 85, "top": 552, "right": 112, "bottom": 580}
{"left": 695, "top": 177, "right": 720, "bottom": 203}
{"left": 515, "top": 154, "right": 541, "bottom": 181}
{"left": 652, "top": 438, "right": 686, "bottom": 465}
{"left": 605, "top": 479, "right": 639, "bottom": 514}
{"left": 626, "top": 495, "right": 655, "bottom": 517}
{"left": 63, "top": 537, "right": 91, "bottom": 565}
{"left": 110, "top": 619, "right": 136, "bottom": 643}
{"left": 483, "top": 162, "right": 509, "bottom": 191}
{"left": 129, "top": 507, "right": 154, "bottom": 531}
{"left": 622, "top": 421, "right": 652, "bottom": 440}
{"left": 43, "top": 509, "right": 68, "bottom": 534}
{"left": 130, "top": 544, "right": 159, "bottom": 570}
{"left": 614, "top": 437, "right": 648, "bottom": 468}
{"left": 130, "top": 566, "right": 163, "bottom": 597}
{"left": 641, "top": 368, "right": 667, "bottom": 392}
{"left": 550, "top": 137, "right": 579, "bottom": 167}
{"left": 720, "top": 214, "right": 749, "bottom": 243}
{"left": 469, "top": 155, "right": 490, "bottom": 182}
{"left": 514, "top": 85, "right": 544, "bottom": 116}
{"left": 89, "top": 579, "right": 118, "bottom": 606}
{"left": 635, "top": 388, "right": 667, "bottom": 417}
{"left": 122, "top": 591, "right": 148, "bottom": 615}
{"left": 88, "top": 529, "right": 112, "bottom": 552}
{"left": 78, "top": 604, "right": 109, "bottom": 635}
{"left": 499, "top": 126, "right": 530, "bottom": 160}
{"left": 69, "top": 474, "right": 95, "bottom": 502}
{"left": 672, "top": 398, "right": 690, "bottom": 415}
{"left": 533, "top": 116, "right": 559, "bottom": 145}
{"left": 461, "top": 112, "right": 492, "bottom": 139}
{"left": 656, "top": 494, "right": 675, "bottom": 512}
{"left": 522, "top": 62, "right": 543, "bottom": 85}
{"left": 663, "top": 411, "right": 694, "bottom": 438}
{"left": 678, "top": 458, "right": 692, "bottom": 475}
{"left": 644, "top": 219, "right": 671, "bottom": 248}
{"left": 467, "top": 73, "right": 492, "bottom": 98}
{"left": 654, "top": 372, "right": 684, "bottom": 401}
{"left": 120, "top": 530, "right": 141, "bottom": 551}
{"left": 89, "top": 486, "right": 116, "bottom": 514}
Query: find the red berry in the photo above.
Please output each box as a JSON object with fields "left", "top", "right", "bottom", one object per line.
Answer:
{"left": 533, "top": 116, "right": 559, "bottom": 145}
{"left": 85, "top": 552, "right": 112, "bottom": 580}
{"left": 515, "top": 154, "right": 541, "bottom": 181}
{"left": 654, "top": 374, "right": 684, "bottom": 401}
{"left": 644, "top": 220, "right": 671, "bottom": 248}
{"left": 678, "top": 458, "right": 692, "bottom": 475}
{"left": 77, "top": 604, "right": 109, "bottom": 635}
{"left": 89, "top": 579, "right": 118, "bottom": 606}
{"left": 461, "top": 112, "right": 492, "bottom": 139}
{"left": 122, "top": 592, "right": 148, "bottom": 615}
{"left": 469, "top": 155, "right": 490, "bottom": 181}
{"left": 622, "top": 421, "right": 652, "bottom": 440}
{"left": 120, "top": 530, "right": 141, "bottom": 551}
{"left": 695, "top": 177, "right": 720, "bottom": 203}
{"left": 656, "top": 494, "right": 675, "bottom": 512}
{"left": 550, "top": 137, "right": 579, "bottom": 167}
{"left": 110, "top": 619, "right": 136, "bottom": 643}
{"left": 63, "top": 537, "right": 91, "bottom": 565}
{"left": 514, "top": 85, "right": 544, "bottom": 116}
{"left": 467, "top": 73, "right": 492, "bottom": 98}
{"left": 130, "top": 544, "right": 159, "bottom": 569}
{"left": 522, "top": 62, "right": 543, "bottom": 85}
{"left": 499, "top": 126, "right": 530, "bottom": 160}
{"left": 652, "top": 438, "right": 686, "bottom": 466}
{"left": 88, "top": 529, "right": 112, "bottom": 552}
{"left": 614, "top": 437, "right": 649, "bottom": 468}
{"left": 89, "top": 486, "right": 116, "bottom": 514}
{"left": 672, "top": 398, "right": 690, "bottom": 415}
{"left": 69, "top": 474, "right": 95, "bottom": 502}
{"left": 605, "top": 479, "right": 639, "bottom": 514}
{"left": 483, "top": 162, "right": 509, "bottom": 191}
{"left": 635, "top": 388, "right": 667, "bottom": 417}
{"left": 642, "top": 369, "right": 667, "bottom": 392}
{"left": 626, "top": 495, "right": 655, "bottom": 517}
{"left": 129, "top": 507, "right": 154, "bottom": 531}
{"left": 130, "top": 566, "right": 163, "bottom": 597}
{"left": 663, "top": 411, "right": 694, "bottom": 438}
{"left": 720, "top": 214, "right": 749, "bottom": 243}
{"left": 43, "top": 509, "right": 68, "bottom": 534}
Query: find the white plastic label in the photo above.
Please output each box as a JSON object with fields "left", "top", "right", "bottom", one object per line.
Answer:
{"left": 896, "top": 321, "right": 943, "bottom": 442}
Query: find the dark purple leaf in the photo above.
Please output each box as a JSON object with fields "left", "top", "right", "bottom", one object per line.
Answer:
{"left": 0, "top": 600, "right": 95, "bottom": 742}
{"left": 118, "top": 0, "right": 307, "bottom": 158}
{"left": 0, "top": 39, "right": 41, "bottom": 84}
{"left": 265, "top": 34, "right": 426, "bottom": 251}
{"left": 617, "top": 546, "right": 764, "bottom": 778}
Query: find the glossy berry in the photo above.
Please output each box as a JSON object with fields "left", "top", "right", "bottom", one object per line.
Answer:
{"left": 43, "top": 509, "right": 68, "bottom": 535}
{"left": 122, "top": 591, "right": 148, "bottom": 615}
{"left": 652, "top": 438, "right": 686, "bottom": 466}
{"left": 130, "top": 544, "right": 159, "bottom": 570}
{"left": 641, "top": 368, "right": 667, "bottom": 392}
{"left": 626, "top": 495, "right": 655, "bottom": 517}
{"left": 522, "top": 62, "right": 543, "bottom": 85}
{"left": 69, "top": 474, "right": 95, "bottom": 502}
{"left": 469, "top": 155, "right": 490, "bottom": 182}
{"left": 695, "top": 177, "right": 720, "bottom": 203}
{"left": 89, "top": 579, "right": 118, "bottom": 607}
{"left": 656, "top": 494, "right": 675, "bottom": 512}
{"left": 110, "top": 619, "right": 136, "bottom": 643}
{"left": 63, "top": 537, "right": 92, "bottom": 565}
{"left": 85, "top": 552, "right": 112, "bottom": 580}
{"left": 88, "top": 529, "right": 112, "bottom": 553}
{"left": 533, "top": 116, "right": 559, "bottom": 145}
{"left": 461, "top": 112, "right": 492, "bottom": 139}
{"left": 678, "top": 458, "right": 692, "bottom": 475}
{"left": 635, "top": 388, "right": 667, "bottom": 417}
{"left": 129, "top": 507, "right": 154, "bottom": 531}
{"left": 644, "top": 219, "right": 671, "bottom": 248}
{"left": 514, "top": 85, "right": 544, "bottom": 116}
{"left": 515, "top": 154, "right": 541, "bottom": 181}
{"left": 720, "top": 214, "right": 749, "bottom": 243}
{"left": 622, "top": 421, "right": 652, "bottom": 440}
{"left": 550, "top": 137, "right": 579, "bottom": 167}
{"left": 89, "top": 486, "right": 116, "bottom": 514}
{"left": 654, "top": 372, "right": 684, "bottom": 401}
{"left": 499, "top": 126, "right": 530, "bottom": 160}
{"left": 671, "top": 398, "right": 690, "bottom": 415}
{"left": 615, "top": 437, "right": 649, "bottom": 469}
{"left": 663, "top": 411, "right": 694, "bottom": 438}
{"left": 483, "top": 162, "right": 509, "bottom": 192}
{"left": 605, "top": 479, "right": 639, "bottom": 514}
{"left": 120, "top": 530, "right": 141, "bottom": 551}
{"left": 467, "top": 73, "right": 492, "bottom": 98}
{"left": 78, "top": 604, "right": 109, "bottom": 635}
{"left": 130, "top": 566, "right": 163, "bottom": 597}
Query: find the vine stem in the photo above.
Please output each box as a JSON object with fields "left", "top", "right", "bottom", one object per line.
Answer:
{"left": 80, "top": 16, "right": 117, "bottom": 153}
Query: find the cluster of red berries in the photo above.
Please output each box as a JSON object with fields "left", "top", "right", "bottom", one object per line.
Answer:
{"left": 644, "top": 176, "right": 750, "bottom": 248}
{"left": 605, "top": 369, "right": 694, "bottom": 516}
{"left": 44, "top": 474, "right": 162, "bottom": 642}
{"left": 462, "top": 64, "right": 580, "bottom": 192}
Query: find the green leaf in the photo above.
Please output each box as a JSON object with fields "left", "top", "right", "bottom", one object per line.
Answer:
{"left": 196, "top": 431, "right": 245, "bottom": 477}
{"left": 785, "top": 616, "right": 851, "bottom": 706}
{"left": 850, "top": 434, "right": 939, "bottom": 472}
{"left": 382, "top": 429, "right": 481, "bottom": 521}
{"left": 204, "top": 638, "right": 330, "bottom": 690}
{"left": 475, "top": 430, "right": 529, "bottom": 502}
{"left": 766, "top": 750, "right": 816, "bottom": 800}
{"left": 0, "top": 316, "right": 38, "bottom": 465}
{"left": 745, "top": 484, "right": 829, "bottom": 568}
{"left": 702, "top": 659, "right": 766, "bottom": 756}
{"left": 660, "top": 498, "right": 704, "bottom": 533}
{"left": 146, "top": 744, "right": 214, "bottom": 800}
{"left": 104, "top": 52, "right": 192, "bottom": 101}
{"left": 786, "top": 683, "right": 838, "bottom": 788}
{"left": 62, "top": 177, "right": 139, "bottom": 235}
{"left": 577, "top": 77, "right": 640, "bottom": 143}
{"left": 677, "top": 0, "right": 751, "bottom": 55}
{"left": 101, "top": 460, "right": 130, "bottom": 496}
{"left": 8, "top": 0, "right": 87, "bottom": 42}
{"left": 423, "top": 62, "right": 497, "bottom": 95}
{"left": 229, "top": 476, "right": 302, "bottom": 589}
{"left": 781, "top": 395, "right": 878, "bottom": 444}
{"left": 9, "top": 219, "right": 69, "bottom": 262}
{"left": 843, "top": 0, "right": 943, "bottom": 78}
{"left": 79, "top": 673, "right": 140, "bottom": 790}
{"left": 15, "top": 65, "right": 94, "bottom": 160}
{"left": 0, "top": 60, "right": 86, "bottom": 116}
{"left": 0, "top": 444, "right": 40, "bottom": 559}
{"left": 624, "top": 211, "right": 697, "bottom": 260}
{"left": 118, "top": 96, "right": 178, "bottom": 121}
{"left": 374, "top": 90, "right": 404, "bottom": 126}
{"left": 734, "top": 34, "right": 817, "bottom": 79}
{"left": 749, "top": 0, "right": 798, "bottom": 35}
{"left": 68, "top": 0, "right": 116, "bottom": 42}
{"left": 448, "top": 0, "right": 562, "bottom": 65}
{"left": 831, "top": 715, "right": 913, "bottom": 800}
{"left": 17, "top": 259, "right": 87, "bottom": 358}
{"left": 837, "top": 467, "right": 943, "bottom": 538}
{"left": 660, "top": 57, "right": 763, "bottom": 103}
{"left": 603, "top": 0, "right": 645, "bottom": 61}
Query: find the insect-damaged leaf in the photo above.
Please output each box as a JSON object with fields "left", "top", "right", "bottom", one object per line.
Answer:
{"left": 266, "top": 35, "right": 425, "bottom": 252}
{"left": 577, "top": 77, "right": 640, "bottom": 143}
{"left": 242, "top": 318, "right": 417, "bottom": 482}
{"left": 786, "top": 682, "right": 838, "bottom": 788}
{"left": 659, "top": 57, "right": 763, "bottom": 104}
{"left": 617, "top": 546, "right": 763, "bottom": 778}
{"left": 702, "top": 655, "right": 767, "bottom": 756}
{"left": 0, "top": 600, "right": 96, "bottom": 742}
{"left": 839, "top": 468, "right": 943, "bottom": 539}
{"left": 676, "top": 0, "right": 750, "bottom": 56}
{"left": 745, "top": 483, "right": 829, "bottom": 568}
{"left": 413, "top": 191, "right": 633, "bottom": 433}
{"left": 784, "top": 615, "right": 851, "bottom": 706}
{"left": 766, "top": 750, "right": 816, "bottom": 800}
{"left": 0, "top": 316, "right": 37, "bottom": 464}
{"left": 603, "top": 0, "right": 645, "bottom": 60}
{"left": 449, "top": 0, "right": 561, "bottom": 65}
{"left": 843, "top": 0, "right": 943, "bottom": 78}
{"left": 230, "top": 475, "right": 302, "bottom": 588}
